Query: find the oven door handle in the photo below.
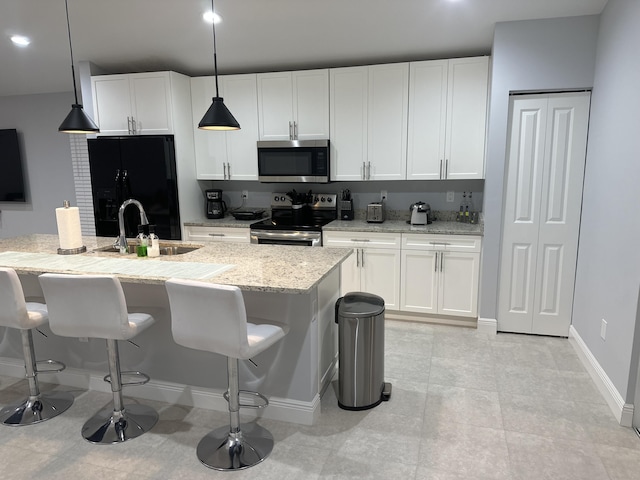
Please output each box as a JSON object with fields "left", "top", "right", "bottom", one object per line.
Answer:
{"left": 250, "top": 229, "right": 323, "bottom": 247}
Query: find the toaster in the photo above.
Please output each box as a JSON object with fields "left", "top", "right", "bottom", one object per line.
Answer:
{"left": 366, "top": 202, "right": 385, "bottom": 223}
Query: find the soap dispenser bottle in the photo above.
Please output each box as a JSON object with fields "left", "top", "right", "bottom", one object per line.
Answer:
{"left": 147, "top": 225, "right": 160, "bottom": 257}
{"left": 136, "top": 225, "right": 148, "bottom": 257}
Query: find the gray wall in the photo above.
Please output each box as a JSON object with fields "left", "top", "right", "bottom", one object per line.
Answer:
{"left": 572, "top": 0, "right": 640, "bottom": 401}
{"left": 0, "top": 92, "right": 77, "bottom": 238}
{"left": 479, "top": 16, "right": 599, "bottom": 321}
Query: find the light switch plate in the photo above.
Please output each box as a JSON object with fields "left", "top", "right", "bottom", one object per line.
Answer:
{"left": 446, "top": 191, "right": 455, "bottom": 202}
{"left": 601, "top": 319, "right": 607, "bottom": 340}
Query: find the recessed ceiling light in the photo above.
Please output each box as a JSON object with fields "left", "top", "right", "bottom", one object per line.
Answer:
{"left": 203, "top": 11, "right": 222, "bottom": 24}
{"left": 11, "top": 35, "right": 31, "bottom": 47}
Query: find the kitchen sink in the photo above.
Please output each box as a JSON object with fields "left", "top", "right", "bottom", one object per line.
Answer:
{"left": 94, "top": 243, "right": 202, "bottom": 256}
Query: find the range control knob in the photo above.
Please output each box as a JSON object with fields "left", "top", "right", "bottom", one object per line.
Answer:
{"left": 320, "top": 197, "right": 326, "bottom": 202}
{"left": 327, "top": 197, "right": 333, "bottom": 203}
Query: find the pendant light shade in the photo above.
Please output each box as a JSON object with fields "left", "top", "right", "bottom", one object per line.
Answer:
{"left": 198, "top": 97, "right": 240, "bottom": 130}
{"left": 59, "top": 0, "right": 99, "bottom": 134}
{"left": 198, "top": 0, "right": 240, "bottom": 131}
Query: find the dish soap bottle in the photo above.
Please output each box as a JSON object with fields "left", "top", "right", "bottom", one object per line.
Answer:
{"left": 136, "top": 225, "right": 148, "bottom": 257}
{"left": 147, "top": 225, "right": 160, "bottom": 257}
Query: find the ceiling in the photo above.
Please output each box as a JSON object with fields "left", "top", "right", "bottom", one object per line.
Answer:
{"left": 1, "top": 0, "right": 608, "bottom": 98}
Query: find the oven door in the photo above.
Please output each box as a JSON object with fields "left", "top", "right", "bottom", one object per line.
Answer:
{"left": 250, "top": 229, "right": 322, "bottom": 247}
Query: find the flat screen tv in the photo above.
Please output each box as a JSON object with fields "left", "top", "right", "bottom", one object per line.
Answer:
{"left": 0, "top": 129, "right": 27, "bottom": 202}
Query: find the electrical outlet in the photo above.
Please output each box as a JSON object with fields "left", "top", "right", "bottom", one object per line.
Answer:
{"left": 600, "top": 319, "right": 607, "bottom": 340}
{"left": 380, "top": 190, "right": 387, "bottom": 201}
{"left": 446, "top": 191, "right": 455, "bottom": 203}
{"left": 242, "top": 190, "right": 248, "bottom": 200}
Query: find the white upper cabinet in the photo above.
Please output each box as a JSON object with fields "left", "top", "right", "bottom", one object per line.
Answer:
{"left": 257, "top": 69, "right": 329, "bottom": 141}
{"left": 191, "top": 74, "right": 260, "bottom": 181}
{"left": 92, "top": 72, "right": 173, "bottom": 135}
{"left": 330, "top": 66, "right": 368, "bottom": 181}
{"left": 367, "top": 63, "right": 409, "bottom": 181}
{"left": 407, "top": 57, "right": 489, "bottom": 180}
{"left": 330, "top": 63, "right": 409, "bottom": 181}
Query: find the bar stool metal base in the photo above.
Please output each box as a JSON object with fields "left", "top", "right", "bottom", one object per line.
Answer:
{"left": 82, "top": 403, "right": 159, "bottom": 444}
{"left": 0, "top": 391, "right": 74, "bottom": 426}
{"left": 197, "top": 423, "right": 274, "bottom": 471}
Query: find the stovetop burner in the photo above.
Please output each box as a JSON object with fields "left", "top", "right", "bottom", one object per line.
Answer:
{"left": 250, "top": 193, "right": 337, "bottom": 232}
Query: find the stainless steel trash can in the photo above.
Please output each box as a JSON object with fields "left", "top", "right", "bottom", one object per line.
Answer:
{"left": 335, "top": 292, "right": 391, "bottom": 410}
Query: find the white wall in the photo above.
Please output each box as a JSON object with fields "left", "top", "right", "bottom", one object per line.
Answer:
{"left": 572, "top": 0, "right": 640, "bottom": 401}
{"left": 480, "top": 16, "right": 599, "bottom": 321}
{"left": 0, "top": 92, "right": 77, "bottom": 238}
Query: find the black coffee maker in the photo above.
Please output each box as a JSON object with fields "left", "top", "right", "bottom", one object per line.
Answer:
{"left": 205, "top": 189, "right": 227, "bottom": 219}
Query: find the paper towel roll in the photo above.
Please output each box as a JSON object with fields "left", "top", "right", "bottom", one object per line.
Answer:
{"left": 55, "top": 206, "right": 83, "bottom": 250}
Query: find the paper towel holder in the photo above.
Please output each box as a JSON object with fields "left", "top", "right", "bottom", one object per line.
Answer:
{"left": 57, "top": 200, "right": 87, "bottom": 255}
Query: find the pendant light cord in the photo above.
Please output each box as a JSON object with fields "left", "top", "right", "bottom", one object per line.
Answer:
{"left": 211, "top": 0, "right": 220, "bottom": 97}
{"left": 64, "top": 0, "right": 80, "bottom": 105}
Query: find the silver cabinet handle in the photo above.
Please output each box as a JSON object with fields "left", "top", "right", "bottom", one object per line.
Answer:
{"left": 435, "top": 252, "right": 438, "bottom": 272}
{"left": 226, "top": 162, "right": 231, "bottom": 179}
{"left": 289, "top": 121, "right": 293, "bottom": 140}
{"left": 208, "top": 233, "right": 225, "bottom": 237}
{"left": 429, "top": 242, "right": 450, "bottom": 246}
{"left": 355, "top": 248, "right": 360, "bottom": 267}
{"left": 367, "top": 161, "right": 371, "bottom": 180}
{"left": 440, "top": 159, "right": 443, "bottom": 179}
{"left": 131, "top": 117, "right": 137, "bottom": 134}
{"left": 361, "top": 249, "right": 365, "bottom": 267}
{"left": 445, "top": 159, "right": 449, "bottom": 179}
{"left": 223, "top": 162, "right": 227, "bottom": 179}
{"left": 350, "top": 239, "right": 370, "bottom": 242}
{"left": 362, "top": 162, "right": 366, "bottom": 180}
{"left": 127, "top": 116, "right": 132, "bottom": 134}
{"left": 293, "top": 121, "right": 298, "bottom": 140}
{"left": 440, "top": 252, "right": 444, "bottom": 272}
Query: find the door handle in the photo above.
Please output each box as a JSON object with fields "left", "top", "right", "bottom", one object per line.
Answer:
{"left": 440, "top": 252, "right": 443, "bottom": 272}
{"left": 440, "top": 159, "right": 443, "bottom": 179}
{"left": 227, "top": 162, "right": 231, "bottom": 179}
{"left": 445, "top": 159, "right": 449, "bottom": 179}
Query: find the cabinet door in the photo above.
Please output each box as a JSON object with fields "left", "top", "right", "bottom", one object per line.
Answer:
{"left": 92, "top": 75, "right": 132, "bottom": 135}
{"left": 130, "top": 72, "right": 173, "bottom": 134}
{"left": 400, "top": 250, "right": 438, "bottom": 314}
{"left": 191, "top": 76, "right": 227, "bottom": 180}
{"left": 223, "top": 74, "right": 260, "bottom": 180}
{"left": 367, "top": 63, "right": 408, "bottom": 180}
{"left": 330, "top": 67, "right": 368, "bottom": 181}
{"left": 439, "top": 252, "right": 479, "bottom": 318}
{"left": 257, "top": 72, "right": 294, "bottom": 140}
{"left": 361, "top": 248, "right": 400, "bottom": 310}
{"left": 340, "top": 248, "right": 360, "bottom": 296}
{"left": 293, "top": 69, "right": 329, "bottom": 140}
{"left": 407, "top": 60, "right": 448, "bottom": 180}
{"left": 445, "top": 57, "right": 488, "bottom": 179}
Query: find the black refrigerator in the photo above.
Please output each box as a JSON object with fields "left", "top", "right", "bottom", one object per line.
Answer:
{"left": 88, "top": 135, "right": 181, "bottom": 240}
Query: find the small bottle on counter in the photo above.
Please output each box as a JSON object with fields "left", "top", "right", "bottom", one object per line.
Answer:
{"left": 136, "top": 225, "right": 148, "bottom": 257}
{"left": 147, "top": 225, "right": 160, "bottom": 257}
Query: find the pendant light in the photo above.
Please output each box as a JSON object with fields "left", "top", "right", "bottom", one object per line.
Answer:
{"left": 58, "top": 0, "right": 99, "bottom": 134}
{"left": 198, "top": 0, "right": 240, "bottom": 131}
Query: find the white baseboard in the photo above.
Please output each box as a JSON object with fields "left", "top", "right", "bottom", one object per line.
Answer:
{"left": 0, "top": 357, "right": 320, "bottom": 426}
{"left": 477, "top": 317, "right": 498, "bottom": 335}
{"left": 568, "top": 326, "right": 634, "bottom": 427}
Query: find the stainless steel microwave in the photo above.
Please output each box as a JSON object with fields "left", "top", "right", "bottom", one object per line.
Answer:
{"left": 257, "top": 140, "right": 330, "bottom": 183}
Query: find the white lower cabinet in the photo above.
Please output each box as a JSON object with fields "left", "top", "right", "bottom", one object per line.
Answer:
{"left": 184, "top": 226, "right": 250, "bottom": 244}
{"left": 323, "top": 232, "right": 401, "bottom": 310}
{"left": 401, "top": 234, "right": 481, "bottom": 318}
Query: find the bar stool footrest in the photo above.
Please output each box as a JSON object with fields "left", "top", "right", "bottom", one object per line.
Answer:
{"left": 35, "top": 359, "right": 66, "bottom": 374}
{"left": 223, "top": 390, "right": 269, "bottom": 409}
{"left": 103, "top": 371, "right": 151, "bottom": 386}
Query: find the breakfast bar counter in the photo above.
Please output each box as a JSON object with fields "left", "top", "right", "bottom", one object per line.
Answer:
{"left": 0, "top": 234, "right": 352, "bottom": 425}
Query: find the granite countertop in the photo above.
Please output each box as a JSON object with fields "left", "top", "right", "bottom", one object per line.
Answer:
{"left": 323, "top": 219, "right": 483, "bottom": 235}
{"left": 0, "top": 234, "right": 351, "bottom": 294}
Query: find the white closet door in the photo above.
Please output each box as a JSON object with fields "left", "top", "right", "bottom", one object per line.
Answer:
{"left": 532, "top": 94, "right": 590, "bottom": 335}
{"left": 498, "top": 92, "right": 590, "bottom": 335}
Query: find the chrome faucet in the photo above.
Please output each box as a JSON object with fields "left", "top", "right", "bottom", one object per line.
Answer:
{"left": 115, "top": 199, "right": 149, "bottom": 254}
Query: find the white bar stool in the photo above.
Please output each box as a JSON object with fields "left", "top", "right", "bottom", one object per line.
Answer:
{"left": 39, "top": 273, "right": 158, "bottom": 444}
{"left": 165, "top": 279, "right": 286, "bottom": 471}
{"left": 0, "top": 268, "right": 74, "bottom": 426}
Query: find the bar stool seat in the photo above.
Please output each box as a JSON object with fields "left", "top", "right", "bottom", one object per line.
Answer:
{"left": 165, "top": 279, "right": 286, "bottom": 471}
{"left": 0, "top": 268, "right": 74, "bottom": 426}
{"left": 39, "top": 273, "right": 158, "bottom": 444}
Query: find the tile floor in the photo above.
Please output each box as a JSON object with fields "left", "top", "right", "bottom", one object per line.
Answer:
{"left": 1, "top": 320, "right": 640, "bottom": 479}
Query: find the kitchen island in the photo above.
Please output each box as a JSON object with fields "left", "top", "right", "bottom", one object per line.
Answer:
{"left": 0, "top": 234, "right": 352, "bottom": 425}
